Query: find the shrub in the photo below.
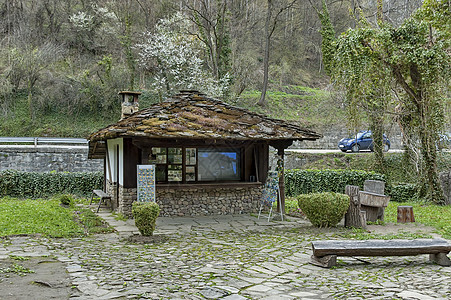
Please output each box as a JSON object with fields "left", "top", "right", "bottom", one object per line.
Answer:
{"left": 387, "top": 183, "right": 419, "bottom": 202}
{"left": 297, "top": 192, "right": 350, "bottom": 227}
{"left": 0, "top": 170, "right": 103, "bottom": 198}
{"left": 56, "top": 194, "right": 74, "bottom": 207}
{"left": 285, "top": 169, "right": 385, "bottom": 197}
{"left": 132, "top": 202, "right": 160, "bottom": 236}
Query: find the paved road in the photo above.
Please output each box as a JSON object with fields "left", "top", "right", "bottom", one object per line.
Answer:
{"left": 286, "top": 149, "right": 405, "bottom": 154}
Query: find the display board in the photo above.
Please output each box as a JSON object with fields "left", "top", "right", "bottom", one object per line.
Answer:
{"left": 261, "top": 171, "right": 279, "bottom": 205}
{"left": 137, "top": 165, "right": 156, "bottom": 202}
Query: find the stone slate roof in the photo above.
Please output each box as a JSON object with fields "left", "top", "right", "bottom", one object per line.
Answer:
{"left": 88, "top": 91, "right": 321, "bottom": 143}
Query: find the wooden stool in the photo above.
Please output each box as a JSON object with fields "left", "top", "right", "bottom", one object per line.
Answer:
{"left": 397, "top": 206, "right": 415, "bottom": 223}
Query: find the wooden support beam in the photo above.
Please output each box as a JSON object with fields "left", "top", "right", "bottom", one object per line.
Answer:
{"left": 277, "top": 147, "right": 285, "bottom": 214}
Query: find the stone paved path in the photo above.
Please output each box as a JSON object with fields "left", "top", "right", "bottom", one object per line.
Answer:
{"left": 1, "top": 209, "right": 450, "bottom": 299}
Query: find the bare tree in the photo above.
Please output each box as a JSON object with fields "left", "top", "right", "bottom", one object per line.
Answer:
{"left": 183, "top": 0, "right": 231, "bottom": 80}
{"left": 257, "top": 0, "right": 297, "bottom": 107}
{"left": 7, "top": 42, "right": 64, "bottom": 118}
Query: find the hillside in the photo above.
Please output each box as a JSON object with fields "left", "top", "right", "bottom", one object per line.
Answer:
{"left": 0, "top": 86, "right": 343, "bottom": 138}
{"left": 0, "top": 1, "right": 424, "bottom": 139}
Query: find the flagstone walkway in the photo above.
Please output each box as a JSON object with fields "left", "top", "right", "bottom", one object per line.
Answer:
{"left": 0, "top": 209, "right": 450, "bottom": 299}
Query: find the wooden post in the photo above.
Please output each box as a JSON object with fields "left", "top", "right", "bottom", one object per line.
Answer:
{"left": 397, "top": 206, "right": 415, "bottom": 223}
{"left": 277, "top": 147, "right": 285, "bottom": 214}
{"left": 345, "top": 185, "right": 366, "bottom": 229}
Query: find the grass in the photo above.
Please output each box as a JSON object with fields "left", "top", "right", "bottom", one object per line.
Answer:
{"left": 0, "top": 197, "right": 113, "bottom": 237}
{"left": 1, "top": 85, "right": 340, "bottom": 138}
{"left": 238, "top": 86, "right": 344, "bottom": 128}
{"left": 385, "top": 201, "right": 451, "bottom": 239}
{"left": 0, "top": 91, "right": 119, "bottom": 138}
{"left": 0, "top": 263, "right": 35, "bottom": 276}
{"left": 285, "top": 197, "right": 451, "bottom": 239}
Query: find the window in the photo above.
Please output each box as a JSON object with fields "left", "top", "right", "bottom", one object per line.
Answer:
{"left": 147, "top": 146, "right": 241, "bottom": 183}
{"left": 149, "top": 147, "right": 183, "bottom": 182}
{"left": 198, "top": 149, "right": 241, "bottom": 181}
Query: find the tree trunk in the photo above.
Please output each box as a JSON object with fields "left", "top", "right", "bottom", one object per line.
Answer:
{"left": 419, "top": 123, "right": 443, "bottom": 203}
{"left": 370, "top": 112, "right": 385, "bottom": 174}
{"left": 258, "top": 0, "right": 272, "bottom": 107}
{"left": 345, "top": 185, "right": 366, "bottom": 229}
{"left": 397, "top": 206, "right": 415, "bottom": 223}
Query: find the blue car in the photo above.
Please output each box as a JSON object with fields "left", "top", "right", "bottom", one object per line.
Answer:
{"left": 338, "top": 130, "right": 390, "bottom": 152}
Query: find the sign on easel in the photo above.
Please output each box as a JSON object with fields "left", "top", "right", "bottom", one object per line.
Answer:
{"left": 262, "top": 171, "right": 279, "bottom": 205}
{"left": 258, "top": 171, "right": 283, "bottom": 221}
{"left": 137, "top": 165, "right": 156, "bottom": 202}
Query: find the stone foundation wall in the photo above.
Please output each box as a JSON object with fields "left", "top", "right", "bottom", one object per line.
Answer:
{"left": 105, "top": 180, "right": 118, "bottom": 211}
{"left": 108, "top": 184, "right": 264, "bottom": 217}
{"left": 119, "top": 186, "right": 137, "bottom": 217}
{"left": 155, "top": 186, "right": 263, "bottom": 217}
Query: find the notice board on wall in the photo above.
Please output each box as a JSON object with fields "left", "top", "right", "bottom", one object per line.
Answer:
{"left": 137, "top": 165, "right": 156, "bottom": 202}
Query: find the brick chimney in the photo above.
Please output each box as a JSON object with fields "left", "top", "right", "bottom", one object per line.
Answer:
{"left": 119, "top": 91, "right": 141, "bottom": 120}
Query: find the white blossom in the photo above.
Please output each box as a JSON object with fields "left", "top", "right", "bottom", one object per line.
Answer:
{"left": 69, "top": 11, "right": 94, "bottom": 30}
{"left": 136, "top": 13, "right": 230, "bottom": 98}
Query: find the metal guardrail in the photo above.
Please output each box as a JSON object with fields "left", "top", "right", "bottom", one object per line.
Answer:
{"left": 0, "top": 137, "right": 88, "bottom": 146}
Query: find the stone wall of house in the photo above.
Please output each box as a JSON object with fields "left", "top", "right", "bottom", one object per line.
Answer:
{"left": 119, "top": 186, "right": 137, "bottom": 216}
{"left": 0, "top": 146, "right": 103, "bottom": 173}
{"left": 109, "top": 184, "right": 264, "bottom": 217}
{"left": 156, "top": 186, "right": 263, "bottom": 217}
{"left": 105, "top": 180, "right": 118, "bottom": 211}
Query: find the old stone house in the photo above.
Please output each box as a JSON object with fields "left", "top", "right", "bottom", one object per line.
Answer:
{"left": 88, "top": 90, "right": 321, "bottom": 216}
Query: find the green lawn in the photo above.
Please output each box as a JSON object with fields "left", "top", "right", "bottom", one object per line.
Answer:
{"left": 385, "top": 201, "right": 451, "bottom": 239}
{"left": 286, "top": 197, "right": 451, "bottom": 239}
{"left": 0, "top": 197, "right": 113, "bottom": 237}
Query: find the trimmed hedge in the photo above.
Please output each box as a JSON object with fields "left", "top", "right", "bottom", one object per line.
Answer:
{"left": 0, "top": 170, "right": 103, "bottom": 198}
{"left": 285, "top": 169, "right": 385, "bottom": 197}
{"left": 132, "top": 202, "right": 160, "bottom": 236}
{"left": 297, "top": 192, "right": 350, "bottom": 227}
{"left": 387, "top": 183, "right": 419, "bottom": 202}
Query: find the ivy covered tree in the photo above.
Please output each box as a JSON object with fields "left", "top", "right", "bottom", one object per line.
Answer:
{"left": 314, "top": 0, "right": 450, "bottom": 204}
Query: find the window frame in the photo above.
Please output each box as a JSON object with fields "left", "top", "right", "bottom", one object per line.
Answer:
{"left": 146, "top": 145, "right": 243, "bottom": 184}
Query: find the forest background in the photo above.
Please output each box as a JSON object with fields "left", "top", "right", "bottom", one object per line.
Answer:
{"left": 0, "top": 0, "right": 435, "bottom": 138}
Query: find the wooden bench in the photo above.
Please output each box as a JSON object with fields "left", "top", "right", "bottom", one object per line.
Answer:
{"left": 89, "top": 189, "right": 111, "bottom": 213}
{"left": 311, "top": 239, "right": 451, "bottom": 268}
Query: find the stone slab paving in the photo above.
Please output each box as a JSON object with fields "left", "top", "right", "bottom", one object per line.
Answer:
{"left": 0, "top": 210, "right": 450, "bottom": 299}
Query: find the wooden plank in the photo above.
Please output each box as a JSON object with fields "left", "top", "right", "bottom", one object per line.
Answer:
{"left": 93, "top": 189, "right": 110, "bottom": 198}
{"left": 312, "top": 239, "right": 451, "bottom": 257}
{"left": 359, "top": 191, "right": 390, "bottom": 207}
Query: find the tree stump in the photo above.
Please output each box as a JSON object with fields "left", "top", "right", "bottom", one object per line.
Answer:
{"left": 345, "top": 185, "right": 367, "bottom": 230}
{"left": 397, "top": 206, "right": 415, "bottom": 223}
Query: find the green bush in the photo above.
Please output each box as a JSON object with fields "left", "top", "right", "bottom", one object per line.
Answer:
{"left": 132, "top": 202, "right": 160, "bottom": 236}
{"left": 285, "top": 169, "right": 385, "bottom": 197}
{"left": 387, "top": 183, "right": 419, "bottom": 202}
{"left": 0, "top": 170, "right": 103, "bottom": 198}
{"left": 297, "top": 192, "right": 350, "bottom": 227}
{"left": 56, "top": 194, "right": 74, "bottom": 207}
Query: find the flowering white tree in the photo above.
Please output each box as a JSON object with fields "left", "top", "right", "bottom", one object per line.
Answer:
{"left": 136, "top": 13, "right": 230, "bottom": 99}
